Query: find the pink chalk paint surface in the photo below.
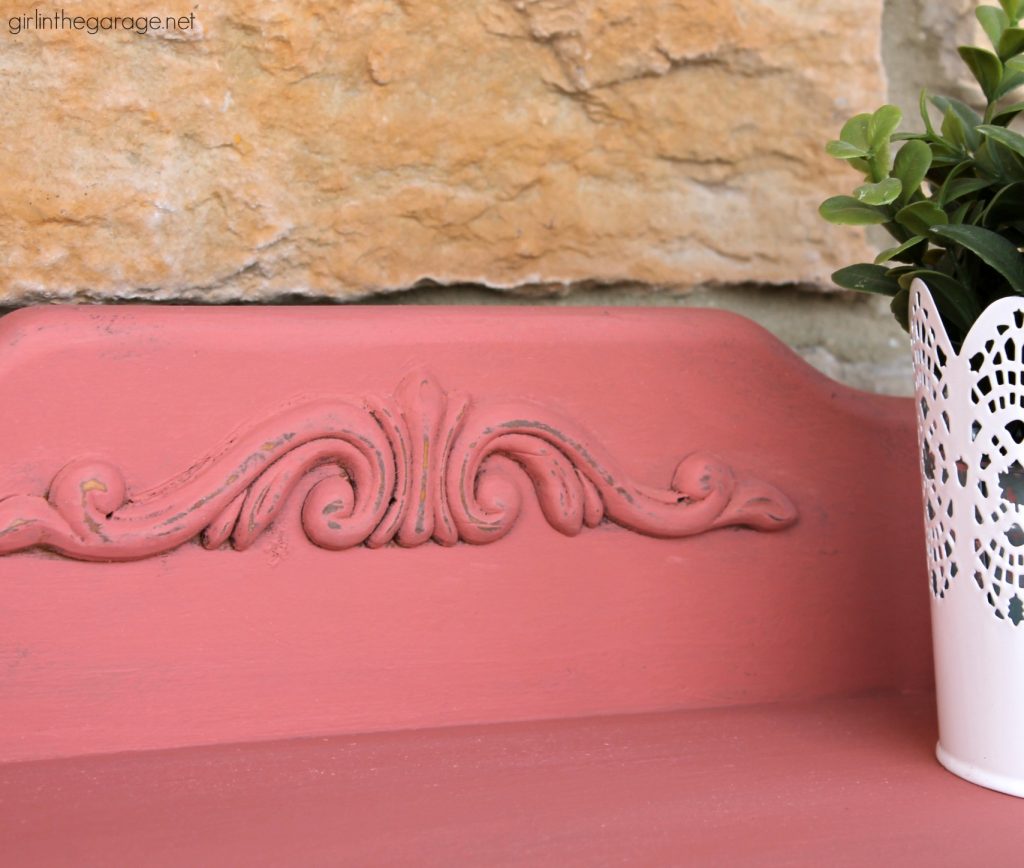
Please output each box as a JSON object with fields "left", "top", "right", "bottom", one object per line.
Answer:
{"left": 0, "top": 306, "right": 928, "bottom": 763}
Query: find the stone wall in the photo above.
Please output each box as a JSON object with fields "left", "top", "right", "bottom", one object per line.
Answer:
{"left": 0, "top": 1, "right": 979, "bottom": 394}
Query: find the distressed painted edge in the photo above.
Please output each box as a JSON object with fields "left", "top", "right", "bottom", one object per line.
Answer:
{"left": 0, "top": 369, "right": 797, "bottom": 561}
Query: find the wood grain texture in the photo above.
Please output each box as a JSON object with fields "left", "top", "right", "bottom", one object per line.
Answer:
{"left": 0, "top": 306, "right": 928, "bottom": 762}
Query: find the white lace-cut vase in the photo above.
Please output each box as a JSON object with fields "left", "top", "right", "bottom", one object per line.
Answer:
{"left": 912, "top": 277, "right": 1024, "bottom": 796}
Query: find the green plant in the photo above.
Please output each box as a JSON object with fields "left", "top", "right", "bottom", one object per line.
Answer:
{"left": 821, "top": 0, "right": 1024, "bottom": 349}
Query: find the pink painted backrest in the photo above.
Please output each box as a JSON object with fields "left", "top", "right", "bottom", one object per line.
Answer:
{"left": 0, "top": 307, "right": 928, "bottom": 762}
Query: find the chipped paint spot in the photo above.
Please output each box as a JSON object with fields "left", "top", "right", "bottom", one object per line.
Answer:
{"left": 0, "top": 518, "right": 32, "bottom": 538}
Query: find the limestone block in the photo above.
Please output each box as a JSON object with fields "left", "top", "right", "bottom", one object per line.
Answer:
{"left": 0, "top": 0, "right": 886, "bottom": 302}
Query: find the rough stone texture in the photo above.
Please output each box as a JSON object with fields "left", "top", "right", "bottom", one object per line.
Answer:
{"left": 882, "top": 0, "right": 979, "bottom": 117}
{"left": 0, "top": 0, "right": 885, "bottom": 303}
{"left": 0, "top": 0, "right": 986, "bottom": 397}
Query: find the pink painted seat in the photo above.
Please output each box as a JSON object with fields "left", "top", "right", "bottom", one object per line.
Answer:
{"left": 0, "top": 306, "right": 1001, "bottom": 865}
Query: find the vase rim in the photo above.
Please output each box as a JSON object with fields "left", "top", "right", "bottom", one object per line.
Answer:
{"left": 911, "top": 277, "right": 1024, "bottom": 358}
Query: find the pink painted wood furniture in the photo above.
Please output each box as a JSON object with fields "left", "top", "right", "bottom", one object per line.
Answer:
{"left": 0, "top": 305, "right": 1008, "bottom": 865}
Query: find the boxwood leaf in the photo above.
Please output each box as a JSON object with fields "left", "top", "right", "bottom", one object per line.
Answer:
{"left": 992, "top": 101, "right": 1024, "bottom": 125}
{"left": 931, "top": 223, "right": 1024, "bottom": 293}
{"left": 930, "top": 140, "right": 966, "bottom": 168}
{"left": 931, "top": 96, "right": 982, "bottom": 150}
{"left": 959, "top": 46, "right": 1004, "bottom": 101}
{"left": 826, "top": 140, "right": 868, "bottom": 159}
{"left": 896, "top": 201, "right": 949, "bottom": 236}
{"left": 941, "top": 176, "right": 993, "bottom": 205}
{"left": 909, "top": 270, "right": 982, "bottom": 334}
{"left": 940, "top": 106, "right": 969, "bottom": 151}
{"left": 840, "top": 114, "right": 871, "bottom": 150}
{"left": 819, "top": 196, "right": 889, "bottom": 225}
{"left": 854, "top": 178, "right": 902, "bottom": 205}
{"left": 1000, "top": 0, "right": 1022, "bottom": 20}
{"left": 952, "top": 202, "right": 974, "bottom": 225}
{"left": 983, "top": 181, "right": 1024, "bottom": 226}
{"left": 887, "top": 267, "right": 918, "bottom": 285}
{"left": 890, "top": 287, "right": 911, "bottom": 331}
{"left": 975, "top": 136, "right": 1024, "bottom": 182}
{"left": 831, "top": 263, "right": 901, "bottom": 296}
{"left": 868, "top": 105, "right": 902, "bottom": 148}
{"left": 979, "top": 123, "right": 1024, "bottom": 158}
{"left": 999, "top": 26, "right": 1024, "bottom": 59}
{"left": 979, "top": 5, "right": 1011, "bottom": 46}
{"left": 875, "top": 236, "right": 927, "bottom": 265}
{"left": 919, "top": 90, "right": 939, "bottom": 138}
{"left": 892, "top": 139, "right": 931, "bottom": 203}
{"left": 995, "top": 68, "right": 1024, "bottom": 98}
{"left": 985, "top": 5, "right": 1012, "bottom": 38}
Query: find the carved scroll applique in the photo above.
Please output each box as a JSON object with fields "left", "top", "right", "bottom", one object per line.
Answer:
{"left": 0, "top": 371, "right": 797, "bottom": 561}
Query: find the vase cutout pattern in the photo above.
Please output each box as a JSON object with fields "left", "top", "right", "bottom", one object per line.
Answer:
{"left": 912, "top": 280, "right": 1024, "bottom": 625}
